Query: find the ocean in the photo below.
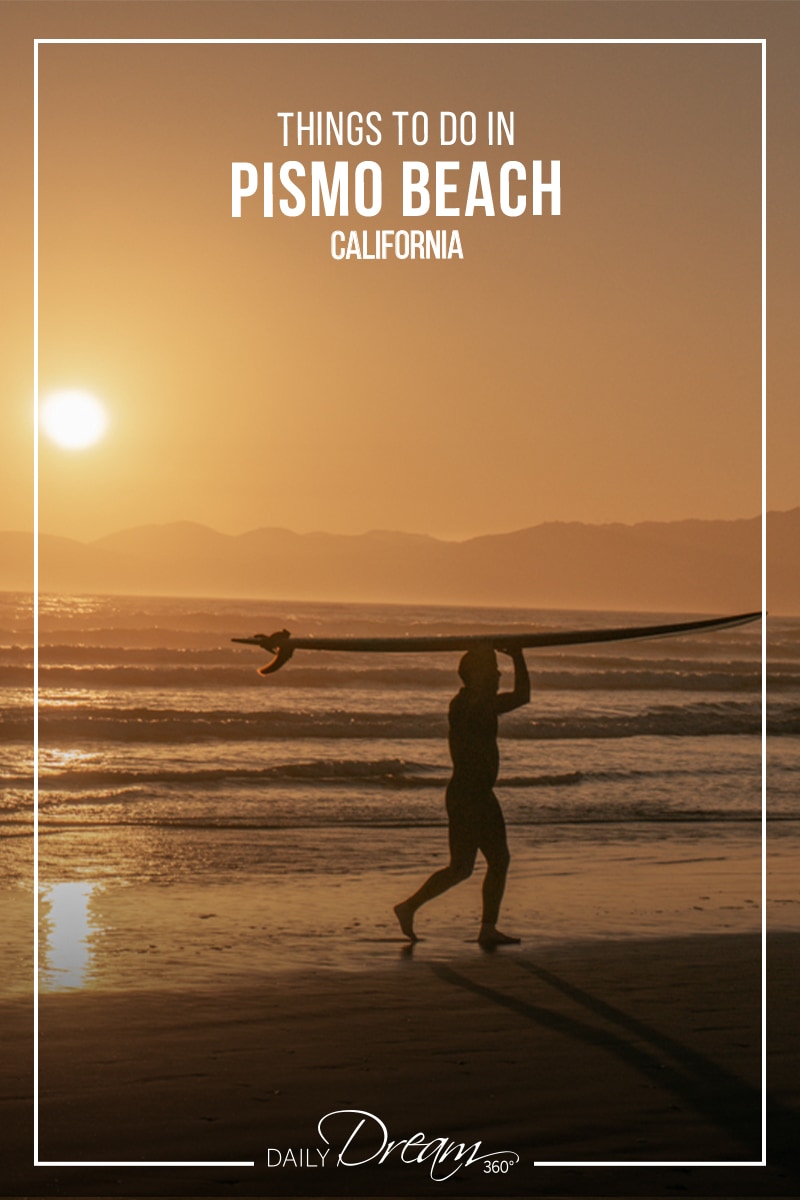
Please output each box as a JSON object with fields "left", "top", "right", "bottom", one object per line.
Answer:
{"left": 3, "top": 592, "right": 796, "bottom": 993}
{"left": 2, "top": 592, "right": 798, "bottom": 985}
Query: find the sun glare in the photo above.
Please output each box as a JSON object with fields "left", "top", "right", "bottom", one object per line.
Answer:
{"left": 41, "top": 389, "right": 108, "bottom": 450}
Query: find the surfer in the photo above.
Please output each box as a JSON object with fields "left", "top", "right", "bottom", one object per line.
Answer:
{"left": 394, "top": 645, "right": 530, "bottom": 947}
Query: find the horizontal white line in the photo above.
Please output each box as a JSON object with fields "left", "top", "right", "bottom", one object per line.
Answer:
{"left": 536, "top": 1160, "right": 766, "bottom": 1168}
{"left": 36, "top": 1161, "right": 256, "bottom": 1168}
{"left": 33, "top": 38, "right": 766, "bottom": 45}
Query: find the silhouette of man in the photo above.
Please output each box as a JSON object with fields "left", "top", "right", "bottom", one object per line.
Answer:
{"left": 394, "top": 645, "right": 530, "bottom": 946}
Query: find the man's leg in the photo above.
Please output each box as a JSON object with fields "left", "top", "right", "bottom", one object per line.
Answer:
{"left": 477, "top": 795, "right": 519, "bottom": 946}
{"left": 394, "top": 807, "right": 477, "bottom": 941}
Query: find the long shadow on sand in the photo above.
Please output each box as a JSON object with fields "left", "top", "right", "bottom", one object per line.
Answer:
{"left": 429, "top": 958, "right": 763, "bottom": 1163}
{"left": 510, "top": 956, "right": 799, "bottom": 1174}
{"left": 514, "top": 957, "right": 756, "bottom": 1097}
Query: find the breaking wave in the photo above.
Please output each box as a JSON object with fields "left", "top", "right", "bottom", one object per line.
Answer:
{"left": 2, "top": 698, "right": 792, "bottom": 745}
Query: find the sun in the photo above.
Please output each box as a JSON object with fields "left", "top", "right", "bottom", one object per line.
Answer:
{"left": 40, "top": 389, "right": 109, "bottom": 450}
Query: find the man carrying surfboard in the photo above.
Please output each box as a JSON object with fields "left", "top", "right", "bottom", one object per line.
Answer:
{"left": 233, "top": 612, "right": 760, "bottom": 945}
{"left": 394, "top": 645, "right": 530, "bottom": 947}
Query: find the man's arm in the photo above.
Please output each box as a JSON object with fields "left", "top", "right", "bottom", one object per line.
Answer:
{"left": 495, "top": 648, "right": 530, "bottom": 713}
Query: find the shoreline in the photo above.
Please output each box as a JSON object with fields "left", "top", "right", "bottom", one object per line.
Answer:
{"left": 16, "top": 829, "right": 774, "bottom": 993}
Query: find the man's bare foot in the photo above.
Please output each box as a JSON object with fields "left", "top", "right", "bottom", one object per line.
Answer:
{"left": 394, "top": 901, "right": 418, "bottom": 942}
{"left": 478, "top": 925, "right": 520, "bottom": 946}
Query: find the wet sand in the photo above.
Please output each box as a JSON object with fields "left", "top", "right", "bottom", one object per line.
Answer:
{"left": 1, "top": 840, "right": 798, "bottom": 1196}
{"left": 38, "top": 932, "right": 764, "bottom": 1166}
{"left": 2, "top": 933, "right": 799, "bottom": 1195}
{"left": 27, "top": 831, "right": 772, "bottom": 991}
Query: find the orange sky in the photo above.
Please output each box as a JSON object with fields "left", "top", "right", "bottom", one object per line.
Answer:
{"left": 2, "top": 2, "right": 798, "bottom": 542}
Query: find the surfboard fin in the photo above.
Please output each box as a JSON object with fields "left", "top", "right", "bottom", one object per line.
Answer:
{"left": 231, "top": 630, "right": 295, "bottom": 675}
{"left": 258, "top": 641, "right": 295, "bottom": 676}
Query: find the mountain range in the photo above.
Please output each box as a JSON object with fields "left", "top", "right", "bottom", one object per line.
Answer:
{"left": 2, "top": 510, "right": 794, "bottom": 614}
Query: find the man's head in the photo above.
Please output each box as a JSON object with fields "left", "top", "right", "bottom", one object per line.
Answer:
{"left": 458, "top": 645, "right": 500, "bottom": 692}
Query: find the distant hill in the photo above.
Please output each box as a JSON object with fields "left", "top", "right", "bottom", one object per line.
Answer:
{"left": 1, "top": 510, "right": 793, "bottom": 614}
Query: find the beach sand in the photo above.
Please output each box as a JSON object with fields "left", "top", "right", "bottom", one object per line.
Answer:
{"left": 2, "top": 840, "right": 798, "bottom": 1197}
{"left": 27, "top": 829, "right": 776, "bottom": 989}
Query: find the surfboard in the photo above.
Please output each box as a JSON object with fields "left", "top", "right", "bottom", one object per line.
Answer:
{"left": 232, "top": 611, "right": 762, "bottom": 676}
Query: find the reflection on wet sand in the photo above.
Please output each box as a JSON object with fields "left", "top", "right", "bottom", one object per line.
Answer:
{"left": 39, "top": 882, "right": 99, "bottom": 991}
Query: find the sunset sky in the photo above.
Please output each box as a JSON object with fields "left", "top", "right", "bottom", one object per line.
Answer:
{"left": 2, "top": 2, "right": 798, "bottom": 544}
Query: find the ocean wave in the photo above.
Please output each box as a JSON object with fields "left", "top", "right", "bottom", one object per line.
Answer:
{"left": 29, "top": 760, "right": 586, "bottom": 792}
{"left": 2, "top": 698, "right": 792, "bottom": 744}
{"left": 29, "top": 811, "right": 770, "bottom": 833}
{"left": 0, "top": 662, "right": 774, "bottom": 691}
{"left": 0, "top": 757, "right": 766, "bottom": 797}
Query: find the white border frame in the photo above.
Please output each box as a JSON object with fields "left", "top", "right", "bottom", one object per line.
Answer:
{"left": 32, "top": 35, "right": 767, "bottom": 1171}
